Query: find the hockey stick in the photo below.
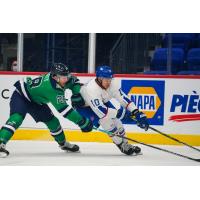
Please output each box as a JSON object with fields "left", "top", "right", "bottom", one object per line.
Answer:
{"left": 131, "top": 118, "right": 200, "bottom": 153}
{"left": 148, "top": 126, "right": 200, "bottom": 153}
{"left": 93, "top": 127, "right": 200, "bottom": 163}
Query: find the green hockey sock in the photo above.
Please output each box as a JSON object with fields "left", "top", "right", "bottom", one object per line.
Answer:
{"left": 45, "top": 117, "right": 66, "bottom": 145}
{"left": 0, "top": 113, "right": 24, "bottom": 144}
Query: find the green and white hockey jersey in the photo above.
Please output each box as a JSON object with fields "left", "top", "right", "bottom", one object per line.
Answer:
{"left": 15, "top": 73, "right": 83, "bottom": 125}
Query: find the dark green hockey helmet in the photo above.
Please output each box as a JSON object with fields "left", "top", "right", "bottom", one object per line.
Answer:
{"left": 50, "top": 63, "right": 70, "bottom": 77}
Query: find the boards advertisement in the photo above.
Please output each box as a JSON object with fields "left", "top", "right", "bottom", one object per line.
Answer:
{"left": 0, "top": 72, "right": 200, "bottom": 144}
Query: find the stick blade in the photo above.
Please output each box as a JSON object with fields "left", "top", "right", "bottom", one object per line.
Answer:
{"left": 193, "top": 159, "right": 200, "bottom": 162}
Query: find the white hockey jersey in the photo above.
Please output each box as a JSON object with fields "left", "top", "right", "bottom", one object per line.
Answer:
{"left": 80, "top": 78, "right": 137, "bottom": 119}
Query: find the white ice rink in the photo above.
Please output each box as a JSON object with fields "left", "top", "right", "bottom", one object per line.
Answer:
{"left": 0, "top": 141, "right": 200, "bottom": 166}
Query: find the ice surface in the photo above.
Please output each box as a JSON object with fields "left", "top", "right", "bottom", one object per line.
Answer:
{"left": 0, "top": 141, "right": 200, "bottom": 166}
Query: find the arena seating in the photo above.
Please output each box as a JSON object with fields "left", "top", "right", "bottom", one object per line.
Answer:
{"left": 147, "top": 48, "right": 184, "bottom": 74}
{"left": 187, "top": 48, "right": 200, "bottom": 70}
{"left": 163, "top": 33, "right": 196, "bottom": 51}
{"left": 146, "top": 34, "right": 200, "bottom": 75}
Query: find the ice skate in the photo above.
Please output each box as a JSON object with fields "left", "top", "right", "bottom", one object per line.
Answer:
{"left": 0, "top": 143, "right": 9, "bottom": 158}
{"left": 117, "top": 142, "right": 141, "bottom": 156}
{"left": 59, "top": 141, "right": 80, "bottom": 152}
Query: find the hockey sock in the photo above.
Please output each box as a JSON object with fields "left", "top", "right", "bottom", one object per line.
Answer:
{"left": 45, "top": 117, "right": 66, "bottom": 145}
{"left": 0, "top": 113, "right": 24, "bottom": 144}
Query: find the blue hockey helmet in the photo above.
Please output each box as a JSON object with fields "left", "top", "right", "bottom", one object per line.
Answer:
{"left": 96, "top": 65, "right": 113, "bottom": 78}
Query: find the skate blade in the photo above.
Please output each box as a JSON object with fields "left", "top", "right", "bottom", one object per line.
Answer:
{"left": 0, "top": 152, "right": 9, "bottom": 158}
{"left": 132, "top": 152, "right": 143, "bottom": 156}
{"left": 65, "top": 150, "right": 81, "bottom": 153}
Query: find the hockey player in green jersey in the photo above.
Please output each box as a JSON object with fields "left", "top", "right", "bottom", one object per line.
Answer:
{"left": 0, "top": 63, "right": 93, "bottom": 157}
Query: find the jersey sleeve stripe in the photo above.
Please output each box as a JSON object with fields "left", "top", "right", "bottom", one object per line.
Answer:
{"left": 117, "top": 107, "right": 126, "bottom": 120}
{"left": 97, "top": 106, "right": 108, "bottom": 115}
{"left": 122, "top": 95, "right": 131, "bottom": 104}
{"left": 20, "top": 80, "right": 31, "bottom": 102}
{"left": 104, "top": 101, "right": 115, "bottom": 108}
{"left": 63, "top": 108, "right": 74, "bottom": 118}
{"left": 14, "top": 80, "right": 32, "bottom": 102}
{"left": 58, "top": 106, "right": 69, "bottom": 113}
{"left": 59, "top": 106, "right": 72, "bottom": 116}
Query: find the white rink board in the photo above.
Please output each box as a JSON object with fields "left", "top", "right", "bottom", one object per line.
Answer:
{"left": 0, "top": 73, "right": 200, "bottom": 135}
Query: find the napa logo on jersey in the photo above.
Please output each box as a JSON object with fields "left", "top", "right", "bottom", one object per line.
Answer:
{"left": 121, "top": 80, "right": 165, "bottom": 125}
{"left": 169, "top": 91, "right": 200, "bottom": 122}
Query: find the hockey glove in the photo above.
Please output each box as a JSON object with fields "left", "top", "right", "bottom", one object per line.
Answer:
{"left": 131, "top": 109, "right": 149, "bottom": 131}
{"left": 78, "top": 117, "right": 93, "bottom": 132}
{"left": 71, "top": 93, "right": 85, "bottom": 108}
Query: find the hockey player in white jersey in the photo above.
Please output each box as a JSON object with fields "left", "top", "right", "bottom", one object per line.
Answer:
{"left": 76, "top": 65, "right": 149, "bottom": 155}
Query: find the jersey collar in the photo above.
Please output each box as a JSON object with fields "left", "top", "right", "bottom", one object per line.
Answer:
{"left": 49, "top": 74, "right": 64, "bottom": 91}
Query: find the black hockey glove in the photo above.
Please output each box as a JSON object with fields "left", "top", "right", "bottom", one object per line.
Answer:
{"left": 131, "top": 109, "right": 149, "bottom": 131}
{"left": 78, "top": 117, "right": 93, "bottom": 132}
{"left": 71, "top": 93, "right": 85, "bottom": 108}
